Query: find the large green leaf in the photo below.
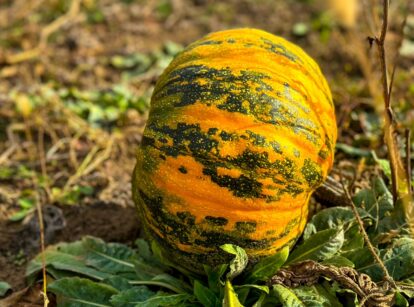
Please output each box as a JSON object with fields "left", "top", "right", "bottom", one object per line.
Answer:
{"left": 110, "top": 286, "right": 155, "bottom": 307}
{"left": 246, "top": 246, "right": 289, "bottom": 283}
{"left": 287, "top": 229, "right": 344, "bottom": 264}
{"left": 272, "top": 284, "right": 305, "bottom": 307}
{"left": 303, "top": 207, "right": 370, "bottom": 240}
{"left": 82, "top": 237, "right": 136, "bottom": 275}
{"left": 194, "top": 280, "right": 220, "bottom": 307}
{"left": 292, "top": 283, "right": 342, "bottom": 307}
{"left": 221, "top": 244, "right": 248, "bottom": 280}
{"left": 359, "top": 237, "right": 414, "bottom": 281}
{"left": 27, "top": 249, "right": 113, "bottom": 282}
{"left": 48, "top": 277, "right": 118, "bottom": 307}
{"left": 134, "top": 293, "right": 192, "bottom": 307}
{"left": 353, "top": 178, "right": 393, "bottom": 221}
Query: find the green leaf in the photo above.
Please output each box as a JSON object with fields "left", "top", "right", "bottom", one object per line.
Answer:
{"left": 246, "top": 246, "right": 289, "bottom": 283}
{"left": 82, "top": 237, "right": 136, "bottom": 274}
{"left": 292, "top": 283, "right": 342, "bottom": 307}
{"left": 252, "top": 293, "right": 266, "bottom": 307}
{"left": 0, "top": 281, "right": 11, "bottom": 297}
{"left": 394, "top": 292, "right": 409, "bottom": 307}
{"left": 194, "top": 280, "right": 220, "bottom": 307}
{"left": 234, "top": 284, "right": 269, "bottom": 294}
{"left": 18, "top": 197, "right": 35, "bottom": 209}
{"left": 287, "top": 229, "right": 344, "bottom": 265}
{"left": 335, "top": 143, "right": 371, "bottom": 157}
{"left": 353, "top": 177, "right": 393, "bottom": 221}
{"left": 204, "top": 264, "right": 228, "bottom": 295}
{"left": 303, "top": 207, "right": 370, "bottom": 239}
{"left": 47, "top": 277, "right": 118, "bottom": 307}
{"left": 223, "top": 280, "right": 243, "bottom": 307}
{"left": 341, "top": 247, "right": 375, "bottom": 270}
{"left": 150, "top": 274, "right": 192, "bottom": 293}
{"left": 102, "top": 276, "right": 133, "bottom": 291}
{"left": 272, "top": 284, "right": 305, "bottom": 307}
{"left": 322, "top": 255, "right": 354, "bottom": 268}
{"left": 26, "top": 249, "right": 113, "bottom": 282}
{"left": 359, "top": 237, "right": 414, "bottom": 281}
{"left": 372, "top": 151, "right": 392, "bottom": 180}
{"left": 9, "top": 209, "right": 31, "bottom": 221}
{"left": 340, "top": 224, "right": 364, "bottom": 252}
{"left": 110, "top": 286, "right": 155, "bottom": 307}
{"left": 220, "top": 244, "right": 248, "bottom": 280}
{"left": 135, "top": 293, "right": 192, "bottom": 307}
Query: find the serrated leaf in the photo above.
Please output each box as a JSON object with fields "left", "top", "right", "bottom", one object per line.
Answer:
{"left": 246, "top": 246, "right": 289, "bottom": 283}
{"left": 272, "top": 284, "right": 305, "bottom": 307}
{"left": 221, "top": 244, "right": 248, "bottom": 280}
{"left": 223, "top": 280, "right": 243, "bottom": 307}
{"left": 0, "top": 281, "right": 11, "bottom": 297}
{"left": 194, "top": 280, "right": 220, "bottom": 307}
{"left": 110, "top": 286, "right": 155, "bottom": 307}
{"left": 48, "top": 277, "right": 117, "bottom": 307}
{"left": 134, "top": 293, "right": 192, "bottom": 307}
{"left": 287, "top": 229, "right": 344, "bottom": 265}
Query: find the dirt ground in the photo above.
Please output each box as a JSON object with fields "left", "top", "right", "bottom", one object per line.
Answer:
{"left": 0, "top": 0, "right": 413, "bottom": 295}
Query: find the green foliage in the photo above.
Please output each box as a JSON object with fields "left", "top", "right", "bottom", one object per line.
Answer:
{"left": 26, "top": 181, "right": 414, "bottom": 306}
{"left": 0, "top": 281, "right": 11, "bottom": 297}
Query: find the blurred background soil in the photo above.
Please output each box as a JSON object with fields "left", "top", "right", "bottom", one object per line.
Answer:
{"left": 0, "top": 0, "right": 413, "bottom": 292}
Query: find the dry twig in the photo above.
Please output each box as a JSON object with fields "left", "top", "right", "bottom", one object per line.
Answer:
{"left": 5, "top": 0, "right": 82, "bottom": 64}
{"left": 269, "top": 260, "right": 394, "bottom": 307}
{"left": 372, "top": 0, "right": 413, "bottom": 233}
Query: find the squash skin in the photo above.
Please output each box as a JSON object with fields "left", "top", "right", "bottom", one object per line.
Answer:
{"left": 132, "top": 28, "right": 337, "bottom": 272}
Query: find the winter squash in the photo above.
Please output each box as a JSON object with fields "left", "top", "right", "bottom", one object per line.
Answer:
{"left": 132, "top": 28, "right": 337, "bottom": 272}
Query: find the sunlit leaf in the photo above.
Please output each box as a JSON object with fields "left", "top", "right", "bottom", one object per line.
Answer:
{"left": 287, "top": 229, "right": 344, "bottom": 264}
{"left": 48, "top": 277, "right": 117, "bottom": 307}
{"left": 221, "top": 244, "right": 248, "bottom": 280}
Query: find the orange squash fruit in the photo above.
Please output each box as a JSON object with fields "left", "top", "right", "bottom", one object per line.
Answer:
{"left": 132, "top": 28, "right": 337, "bottom": 272}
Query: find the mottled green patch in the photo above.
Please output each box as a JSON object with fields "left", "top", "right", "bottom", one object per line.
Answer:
{"left": 235, "top": 221, "right": 257, "bottom": 234}
{"left": 204, "top": 216, "right": 228, "bottom": 226}
{"left": 176, "top": 211, "right": 195, "bottom": 226}
{"left": 194, "top": 230, "right": 274, "bottom": 250}
{"left": 260, "top": 38, "right": 301, "bottom": 63}
{"left": 246, "top": 130, "right": 266, "bottom": 146}
{"left": 153, "top": 64, "right": 320, "bottom": 144}
{"left": 318, "top": 148, "right": 329, "bottom": 160}
{"left": 202, "top": 167, "right": 263, "bottom": 198}
{"left": 195, "top": 40, "right": 223, "bottom": 46}
{"left": 301, "top": 158, "right": 323, "bottom": 187}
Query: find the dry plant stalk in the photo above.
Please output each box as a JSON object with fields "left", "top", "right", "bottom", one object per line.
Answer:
{"left": 269, "top": 260, "right": 395, "bottom": 307}
{"left": 6, "top": 0, "right": 81, "bottom": 64}
{"left": 372, "top": 0, "right": 413, "bottom": 232}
